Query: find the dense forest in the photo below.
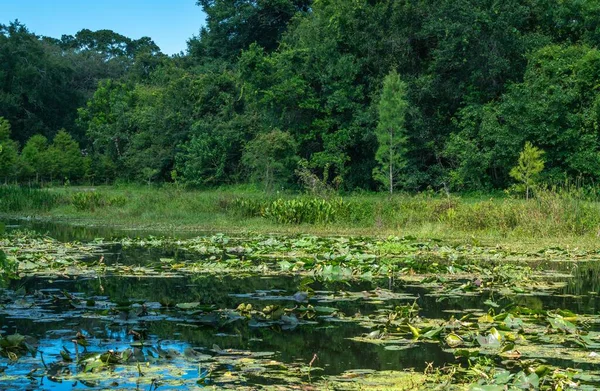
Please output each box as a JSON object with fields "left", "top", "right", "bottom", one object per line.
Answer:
{"left": 2, "top": 0, "right": 600, "bottom": 192}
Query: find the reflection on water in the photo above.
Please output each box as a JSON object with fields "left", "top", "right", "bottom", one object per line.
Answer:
{"left": 1, "top": 273, "right": 453, "bottom": 390}
{"left": 2, "top": 219, "right": 600, "bottom": 389}
{"left": 3, "top": 218, "right": 203, "bottom": 242}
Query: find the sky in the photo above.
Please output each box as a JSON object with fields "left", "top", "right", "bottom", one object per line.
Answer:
{"left": 2, "top": 0, "right": 206, "bottom": 55}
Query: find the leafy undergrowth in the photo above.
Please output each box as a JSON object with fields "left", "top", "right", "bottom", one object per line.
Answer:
{"left": 1, "top": 231, "right": 600, "bottom": 389}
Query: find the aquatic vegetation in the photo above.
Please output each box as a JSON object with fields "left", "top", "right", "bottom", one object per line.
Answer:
{"left": 1, "top": 227, "right": 600, "bottom": 389}
{"left": 262, "top": 197, "right": 350, "bottom": 224}
{"left": 0, "top": 249, "right": 16, "bottom": 282}
{"left": 0, "top": 186, "right": 64, "bottom": 213}
{"left": 0, "top": 334, "right": 37, "bottom": 361}
{"left": 71, "top": 191, "right": 127, "bottom": 212}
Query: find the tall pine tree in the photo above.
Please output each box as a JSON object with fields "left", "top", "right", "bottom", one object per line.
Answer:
{"left": 373, "top": 71, "right": 408, "bottom": 194}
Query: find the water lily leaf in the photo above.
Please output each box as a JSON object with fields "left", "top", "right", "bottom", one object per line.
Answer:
{"left": 292, "top": 292, "right": 309, "bottom": 303}
{"left": 503, "top": 314, "right": 524, "bottom": 330}
{"left": 446, "top": 333, "right": 463, "bottom": 348}
{"left": 183, "top": 347, "right": 211, "bottom": 361}
{"left": 365, "top": 330, "right": 383, "bottom": 340}
{"left": 469, "top": 386, "right": 505, "bottom": 391}
{"left": 384, "top": 345, "right": 412, "bottom": 351}
{"left": 483, "top": 299, "right": 500, "bottom": 308}
{"left": 83, "top": 358, "right": 104, "bottom": 372}
{"left": 60, "top": 349, "right": 72, "bottom": 362}
{"left": 2, "top": 334, "right": 25, "bottom": 348}
{"left": 513, "top": 371, "right": 539, "bottom": 389}
{"left": 281, "top": 314, "right": 299, "bottom": 330}
{"left": 548, "top": 316, "right": 577, "bottom": 333}
{"left": 212, "top": 344, "right": 224, "bottom": 354}
{"left": 492, "top": 370, "right": 512, "bottom": 385}
{"left": 534, "top": 365, "right": 551, "bottom": 376}
{"left": 477, "top": 328, "right": 502, "bottom": 349}
{"left": 313, "top": 306, "right": 337, "bottom": 314}
{"left": 279, "top": 261, "right": 293, "bottom": 272}
{"left": 176, "top": 302, "right": 200, "bottom": 310}
{"left": 421, "top": 327, "right": 444, "bottom": 340}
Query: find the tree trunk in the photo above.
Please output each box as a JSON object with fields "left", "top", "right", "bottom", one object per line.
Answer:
{"left": 264, "top": 162, "right": 272, "bottom": 193}
{"left": 389, "top": 127, "right": 394, "bottom": 195}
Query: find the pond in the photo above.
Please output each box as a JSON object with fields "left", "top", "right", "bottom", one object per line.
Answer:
{"left": 1, "top": 220, "right": 600, "bottom": 390}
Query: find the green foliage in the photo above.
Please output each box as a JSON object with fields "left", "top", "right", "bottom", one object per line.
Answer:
{"left": 238, "top": 4, "right": 379, "bottom": 189}
{"left": 0, "top": 249, "right": 17, "bottom": 280}
{"left": 48, "top": 130, "right": 84, "bottom": 182}
{"left": 0, "top": 186, "right": 64, "bottom": 212}
{"left": 373, "top": 71, "right": 409, "bottom": 194}
{"left": 71, "top": 191, "right": 126, "bottom": 211}
{"left": 232, "top": 197, "right": 271, "bottom": 218}
{"left": 79, "top": 69, "right": 199, "bottom": 183}
{"left": 20, "top": 134, "right": 49, "bottom": 182}
{"left": 447, "top": 45, "right": 600, "bottom": 189}
{"left": 0, "top": 22, "right": 82, "bottom": 144}
{"left": 0, "top": 118, "right": 18, "bottom": 181}
{"left": 58, "top": 28, "right": 161, "bottom": 60}
{"left": 232, "top": 196, "right": 350, "bottom": 224}
{"left": 510, "top": 142, "right": 545, "bottom": 199}
{"left": 263, "top": 197, "right": 349, "bottom": 224}
{"left": 84, "top": 153, "right": 117, "bottom": 184}
{"left": 294, "top": 160, "right": 340, "bottom": 196}
{"left": 5, "top": 2, "right": 600, "bottom": 191}
{"left": 174, "top": 70, "right": 253, "bottom": 187}
{"left": 242, "top": 130, "right": 298, "bottom": 192}
{"left": 189, "top": 0, "right": 312, "bottom": 62}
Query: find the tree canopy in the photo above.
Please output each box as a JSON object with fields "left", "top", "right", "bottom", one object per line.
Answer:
{"left": 2, "top": 0, "right": 600, "bottom": 191}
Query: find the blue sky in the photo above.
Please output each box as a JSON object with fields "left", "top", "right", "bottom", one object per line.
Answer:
{"left": 3, "top": 0, "right": 206, "bottom": 55}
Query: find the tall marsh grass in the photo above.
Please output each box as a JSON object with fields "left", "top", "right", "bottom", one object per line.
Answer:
{"left": 0, "top": 186, "right": 64, "bottom": 212}
{"left": 1, "top": 184, "right": 600, "bottom": 238}
{"left": 232, "top": 188, "right": 600, "bottom": 236}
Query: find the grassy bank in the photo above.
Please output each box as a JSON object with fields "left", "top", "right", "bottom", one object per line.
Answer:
{"left": 1, "top": 184, "right": 599, "bottom": 248}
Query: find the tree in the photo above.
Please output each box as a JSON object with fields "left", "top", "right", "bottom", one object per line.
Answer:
{"left": 47, "top": 130, "right": 83, "bottom": 182}
{"left": 59, "top": 29, "right": 161, "bottom": 60}
{"left": 242, "top": 129, "right": 298, "bottom": 192}
{"left": 510, "top": 142, "right": 545, "bottom": 199}
{"left": 20, "top": 134, "right": 49, "bottom": 183}
{"left": 447, "top": 45, "right": 600, "bottom": 190}
{"left": 189, "top": 0, "right": 312, "bottom": 63}
{"left": 0, "top": 118, "right": 19, "bottom": 182}
{"left": 373, "top": 71, "right": 409, "bottom": 194}
{"left": 174, "top": 70, "right": 256, "bottom": 187}
{"left": 0, "top": 22, "right": 82, "bottom": 144}
{"left": 238, "top": 3, "right": 380, "bottom": 190}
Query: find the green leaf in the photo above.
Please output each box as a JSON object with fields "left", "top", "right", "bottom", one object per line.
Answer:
{"left": 445, "top": 333, "right": 463, "bottom": 348}
{"left": 407, "top": 323, "right": 420, "bottom": 339}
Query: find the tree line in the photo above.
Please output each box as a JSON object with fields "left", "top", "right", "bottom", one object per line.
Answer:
{"left": 1, "top": 0, "right": 600, "bottom": 192}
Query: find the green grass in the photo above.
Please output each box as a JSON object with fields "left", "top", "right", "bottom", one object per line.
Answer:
{"left": 0, "top": 186, "right": 64, "bottom": 212}
{"left": 2, "top": 184, "right": 600, "bottom": 249}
